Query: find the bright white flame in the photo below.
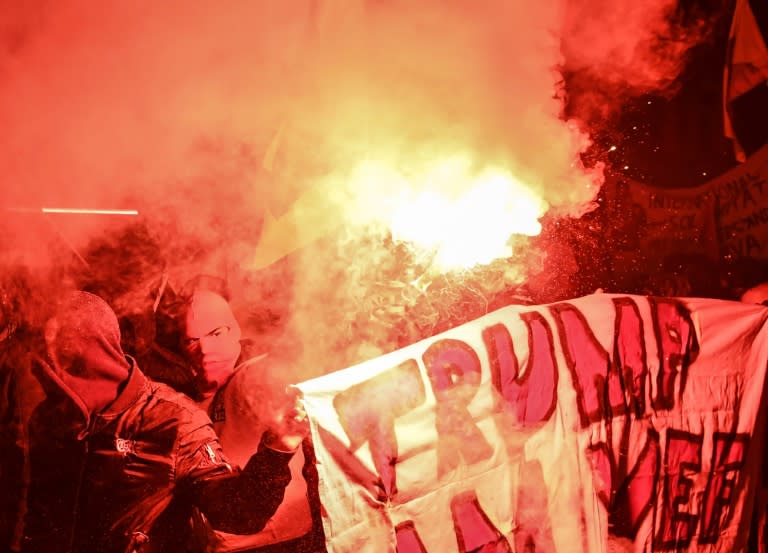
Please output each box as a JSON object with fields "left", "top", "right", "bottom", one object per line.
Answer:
{"left": 350, "top": 157, "right": 548, "bottom": 271}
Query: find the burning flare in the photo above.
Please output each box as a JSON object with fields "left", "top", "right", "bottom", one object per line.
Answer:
{"left": 350, "top": 155, "right": 548, "bottom": 272}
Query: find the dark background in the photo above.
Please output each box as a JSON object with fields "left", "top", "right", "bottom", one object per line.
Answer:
{"left": 581, "top": 0, "right": 767, "bottom": 189}
{"left": 553, "top": 0, "right": 768, "bottom": 301}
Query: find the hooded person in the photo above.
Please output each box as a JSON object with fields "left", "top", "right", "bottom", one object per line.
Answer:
{"left": 180, "top": 288, "right": 325, "bottom": 553}
{"left": 0, "top": 290, "right": 307, "bottom": 553}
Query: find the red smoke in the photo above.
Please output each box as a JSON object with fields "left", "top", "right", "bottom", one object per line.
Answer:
{"left": 0, "top": 1, "right": 707, "bottom": 372}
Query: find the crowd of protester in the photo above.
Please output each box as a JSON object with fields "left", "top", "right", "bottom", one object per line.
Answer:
{"left": 0, "top": 252, "right": 318, "bottom": 552}
{"left": 2, "top": 219, "right": 768, "bottom": 553}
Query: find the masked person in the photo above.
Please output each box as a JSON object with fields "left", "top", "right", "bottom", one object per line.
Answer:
{"left": 181, "top": 289, "right": 325, "bottom": 553}
{"left": 0, "top": 291, "right": 307, "bottom": 553}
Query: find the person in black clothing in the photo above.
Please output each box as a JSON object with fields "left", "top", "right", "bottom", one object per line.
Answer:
{"left": 180, "top": 288, "right": 325, "bottom": 553}
{"left": 0, "top": 290, "right": 307, "bottom": 553}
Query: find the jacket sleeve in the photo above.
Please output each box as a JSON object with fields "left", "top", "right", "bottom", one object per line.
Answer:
{"left": 174, "top": 408, "right": 294, "bottom": 534}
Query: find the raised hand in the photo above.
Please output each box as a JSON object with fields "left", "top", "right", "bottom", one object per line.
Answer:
{"left": 262, "top": 387, "right": 310, "bottom": 453}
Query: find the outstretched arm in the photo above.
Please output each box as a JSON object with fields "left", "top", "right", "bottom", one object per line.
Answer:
{"left": 178, "top": 396, "right": 309, "bottom": 534}
{"left": 189, "top": 438, "right": 295, "bottom": 533}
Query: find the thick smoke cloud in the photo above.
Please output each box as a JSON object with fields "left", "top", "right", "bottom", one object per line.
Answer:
{"left": 1, "top": 2, "right": 311, "bottom": 255}
{"left": 561, "top": 0, "right": 710, "bottom": 121}
{"left": 1, "top": 0, "right": 706, "bottom": 369}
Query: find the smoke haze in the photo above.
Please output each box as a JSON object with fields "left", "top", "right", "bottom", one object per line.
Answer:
{"left": 0, "top": 0, "right": 707, "bottom": 368}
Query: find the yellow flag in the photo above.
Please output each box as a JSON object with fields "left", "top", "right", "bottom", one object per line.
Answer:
{"left": 253, "top": 0, "right": 367, "bottom": 269}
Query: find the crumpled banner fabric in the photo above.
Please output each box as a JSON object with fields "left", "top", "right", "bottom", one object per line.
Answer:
{"left": 298, "top": 294, "right": 768, "bottom": 553}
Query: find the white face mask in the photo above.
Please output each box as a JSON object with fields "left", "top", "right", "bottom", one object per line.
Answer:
{"left": 183, "top": 291, "right": 242, "bottom": 398}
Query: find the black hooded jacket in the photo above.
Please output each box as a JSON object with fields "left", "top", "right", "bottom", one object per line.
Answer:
{"left": 0, "top": 292, "right": 294, "bottom": 553}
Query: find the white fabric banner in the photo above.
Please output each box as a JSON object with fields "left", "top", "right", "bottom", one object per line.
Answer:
{"left": 712, "top": 144, "right": 768, "bottom": 259}
{"left": 298, "top": 293, "right": 768, "bottom": 553}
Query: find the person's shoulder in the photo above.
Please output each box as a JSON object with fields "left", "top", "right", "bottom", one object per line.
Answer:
{"left": 227, "top": 353, "right": 274, "bottom": 394}
{"left": 214, "top": 354, "right": 277, "bottom": 426}
{"left": 145, "top": 379, "right": 212, "bottom": 425}
{"left": 741, "top": 282, "right": 768, "bottom": 304}
{"left": 235, "top": 352, "right": 269, "bottom": 373}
